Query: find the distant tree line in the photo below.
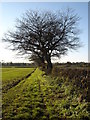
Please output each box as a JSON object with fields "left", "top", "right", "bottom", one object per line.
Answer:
{"left": 1, "top": 62, "right": 35, "bottom": 67}
{"left": 54, "top": 62, "right": 90, "bottom": 67}
{"left": 1, "top": 62, "right": 89, "bottom": 68}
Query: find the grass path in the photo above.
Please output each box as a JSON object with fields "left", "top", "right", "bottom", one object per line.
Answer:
{"left": 2, "top": 68, "right": 89, "bottom": 120}
{"left": 3, "top": 68, "right": 60, "bottom": 119}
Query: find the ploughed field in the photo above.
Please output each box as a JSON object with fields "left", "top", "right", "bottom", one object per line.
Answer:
{"left": 2, "top": 67, "right": 90, "bottom": 120}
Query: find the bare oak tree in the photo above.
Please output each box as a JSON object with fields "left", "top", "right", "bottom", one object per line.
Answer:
{"left": 3, "top": 8, "right": 81, "bottom": 72}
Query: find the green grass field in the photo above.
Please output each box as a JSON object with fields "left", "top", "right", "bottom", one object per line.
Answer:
{"left": 2, "top": 67, "right": 90, "bottom": 120}
{"left": 2, "top": 68, "right": 35, "bottom": 93}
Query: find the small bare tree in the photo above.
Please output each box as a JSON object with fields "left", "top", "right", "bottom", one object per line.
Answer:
{"left": 3, "top": 8, "right": 81, "bottom": 72}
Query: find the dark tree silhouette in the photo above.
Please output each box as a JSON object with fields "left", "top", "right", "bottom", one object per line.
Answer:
{"left": 3, "top": 8, "right": 81, "bottom": 72}
{"left": 30, "top": 54, "right": 45, "bottom": 67}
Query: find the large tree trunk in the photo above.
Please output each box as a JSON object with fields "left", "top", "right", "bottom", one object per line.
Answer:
{"left": 41, "top": 57, "right": 45, "bottom": 69}
{"left": 46, "top": 55, "right": 52, "bottom": 73}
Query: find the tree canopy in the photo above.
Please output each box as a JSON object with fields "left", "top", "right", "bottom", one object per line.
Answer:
{"left": 3, "top": 8, "right": 81, "bottom": 72}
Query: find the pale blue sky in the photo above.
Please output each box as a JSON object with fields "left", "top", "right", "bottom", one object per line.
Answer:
{"left": 0, "top": 2, "right": 88, "bottom": 63}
